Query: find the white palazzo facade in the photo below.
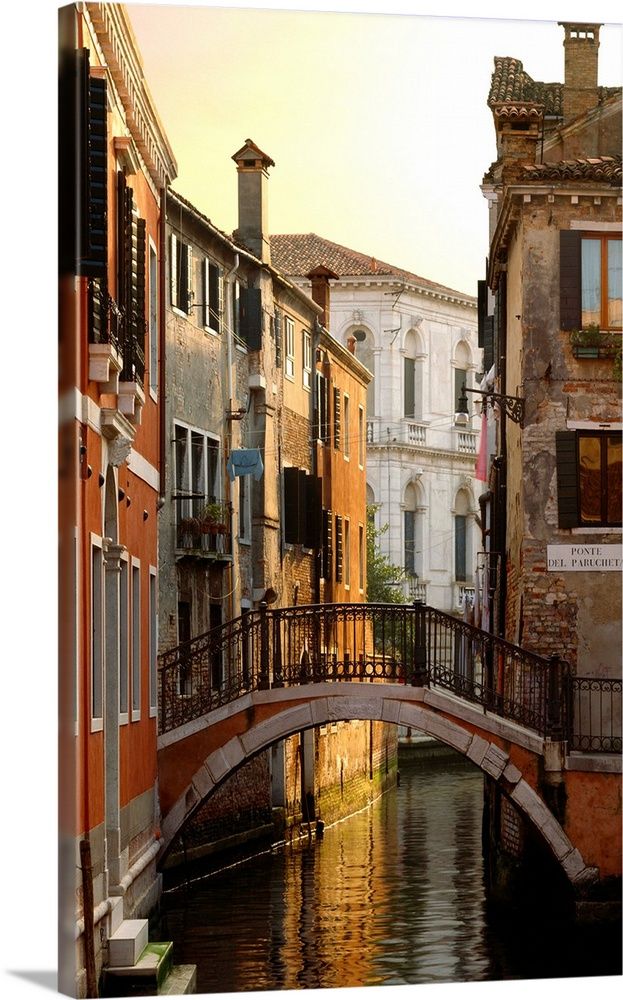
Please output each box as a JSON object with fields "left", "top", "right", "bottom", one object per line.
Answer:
{"left": 271, "top": 235, "right": 481, "bottom": 613}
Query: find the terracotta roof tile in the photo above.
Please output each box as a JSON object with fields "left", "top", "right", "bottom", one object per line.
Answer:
{"left": 270, "top": 233, "right": 475, "bottom": 302}
{"left": 521, "top": 155, "right": 622, "bottom": 184}
{"left": 488, "top": 56, "right": 620, "bottom": 120}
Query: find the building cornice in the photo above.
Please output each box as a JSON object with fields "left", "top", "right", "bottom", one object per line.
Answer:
{"left": 367, "top": 442, "right": 478, "bottom": 463}
{"left": 85, "top": 3, "right": 178, "bottom": 190}
{"left": 318, "top": 328, "right": 373, "bottom": 384}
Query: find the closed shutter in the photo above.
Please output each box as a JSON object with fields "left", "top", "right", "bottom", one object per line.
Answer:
{"left": 477, "top": 279, "right": 488, "bottom": 348}
{"left": 335, "top": 515, "right": 343, "bottom": 583}
{"left": 284, "top": 467, "right": 300, "bottom": 545}
{"left": 555, "top": 431, "right": 579, "bottom": 528}
{"left": 117, "top": 171, "right": 127, "bottom": 312}
{"left": 483, "top": 316, "right": 494, "bottom": 373}
{"left": 455, "top": 515, "right": 466, "bottom": 581}
{"left": 560, "top": 231, "right": 582, "bottom": 332}
{"left": 274, "top": 309, "right": 282, "bottom": 367}
{"left": 322, "top": 509, "right": 333, "bottom": 580}
{"left": 333, "top": 388, "right": 341, "bottom": 449}
{"left": 240, "top": 287, "right": 262, "bottom": 350}
{"left": 86, "top": 74, "right": 108, "bottom": 277}
{"left": 170, "top": 234, "right": 178, "bottom": 308}
{"left": 208, "top": 261, "right": 221, "bottom": 331}
{"left": 134, "top": 217, "right": 146, "bottom": 385}
{"left": 182, "top": 245, "right": 192, "bottom": 314}
{"left": 88, "top": 278, "right": 106, "bottom": 345}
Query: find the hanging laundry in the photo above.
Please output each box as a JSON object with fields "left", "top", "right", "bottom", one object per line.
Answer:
{"left": 227, "top": 448, "right": 264, "bottom": 482}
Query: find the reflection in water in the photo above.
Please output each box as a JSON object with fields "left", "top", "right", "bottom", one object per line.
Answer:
{"left": 161, "top": 753, "right": 621, "bottom": 992}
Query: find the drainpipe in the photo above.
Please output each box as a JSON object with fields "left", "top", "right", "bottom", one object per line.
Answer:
{"left": 224, "top": 254, "right": 240, "bottom": 621}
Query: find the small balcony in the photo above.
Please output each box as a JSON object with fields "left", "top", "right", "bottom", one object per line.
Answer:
{"left": 403, "top": 574, "right": 427, "bottom": 603}
{"left": 455, "top": 430, "right": 477, "bottom": 454}
{"left": 174, "top": 495, "right": 233, "bottom": 562}
{"left": 88, "top": 283, "right": 124, "bottom": 390}
{"left": 455, "top": 582, "right": 475, "bottom": 611}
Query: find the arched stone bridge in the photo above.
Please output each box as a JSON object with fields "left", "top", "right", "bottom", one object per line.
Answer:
{"left": 157, "top": 602, "right": 622, "bottom": 889}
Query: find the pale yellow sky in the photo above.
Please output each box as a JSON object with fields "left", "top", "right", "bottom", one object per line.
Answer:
{"left": 126, "top": 2, "right": 621, "bottom": 296}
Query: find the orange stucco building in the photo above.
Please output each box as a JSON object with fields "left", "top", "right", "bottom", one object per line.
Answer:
{"left": 59, "top": 4, "right": 176, "bottom": 994}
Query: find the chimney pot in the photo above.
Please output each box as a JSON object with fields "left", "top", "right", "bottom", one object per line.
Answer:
{"left": 347, "top": 336, "right": 356, "bottom": 355}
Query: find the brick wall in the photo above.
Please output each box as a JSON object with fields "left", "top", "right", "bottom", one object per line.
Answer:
{"left": 180, "top": 754, "right": 272, "bottom": 850}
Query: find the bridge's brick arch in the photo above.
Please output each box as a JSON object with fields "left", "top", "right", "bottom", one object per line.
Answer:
{"left": 157, "top": 684, "right": 599, "bottom": 888}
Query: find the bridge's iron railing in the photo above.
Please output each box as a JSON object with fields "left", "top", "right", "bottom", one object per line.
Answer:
{"left": 158, "top": 602, "right": 573, "bottom": 740}
{"left": 568, "top": 677, "right": 622, "bottom": 753}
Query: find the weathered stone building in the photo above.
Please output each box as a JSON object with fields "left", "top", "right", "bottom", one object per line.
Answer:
{"left": 159, "top": 142, "right": 396, "bottom": 861}
{"left": 477, "top": 21, "right": 621, "bottom": 898}
{"left": 271, "top": 233, "right": 481, "bottom": 614}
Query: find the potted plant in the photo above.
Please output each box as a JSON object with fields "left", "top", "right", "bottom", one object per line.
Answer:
{"left": 197, "top": 502, "right": 228, "bottom": 534}
{"left": 569, "top": 323, "right": 617, "bottom": 359}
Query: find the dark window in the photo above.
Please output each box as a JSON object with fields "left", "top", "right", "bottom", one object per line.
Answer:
{"left": 170, "top": 233, "right": 192, "bottom": 313}
{"left": 404, "top": 357, "right": 415, "bottom": 417}
{"left": 404, "top": 510, "right": 415, "bottom": 574}
{"left": 283, "top": 468, "right": 319, "bottom": 547}
{"left": 315, "top": 372, "right": 330, "bottom": 443}
{"left": 204, "top": 258, "right": 223, "bottom": 333}
{"left": 455, "top": 514, "right": 466, "bottom": 581}
{"left": 556, "top": 430, "right": 621, "bottom": 528}
{"left": 239, "top": 286, "right": 262, "bottom": 350}
{"left": 454, "top": 368, "right": 468, "bottom": 415}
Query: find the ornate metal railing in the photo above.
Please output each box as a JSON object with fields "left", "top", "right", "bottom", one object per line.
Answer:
{"left": 568, "top": 677, "right": 622, "bottom": 753}
{"left": 158, "top": 602, "right": 571, "bottom": 741}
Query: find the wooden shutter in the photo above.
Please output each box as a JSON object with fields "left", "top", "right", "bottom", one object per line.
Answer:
{"left": 170, "top": 234, "right": 178, "bottom": 307}
{"left": 322, "top": 509, "right": 333, "bottom": 580}
{"left": 333, "top": 388, "right": 341, "bottom": 449}
{"left": 240, "top": 287, "right": 262, "bottom": 350}
{"left": 208, "top": 260, "right": 221, "bottom": 331}
{"left": 87, "top": 75, "right": 108, "bottom": 276}
{"left": 559, "top": 231, "right": 582, "bottom": 331}
{"left": 483, "top": 316, "right": 494, "bottom": 373}
{"left": 335, "top": 515, "right": 343, "bottom": 583}
{"left": 274, "top": 309, "right": 282, "bottom": 367}
{"left": 477, "top": 279, "right": 488, "bottom": 347}
{"left": 180, "top": 245, "right": 192, "bottom": 314}
{"left": 117, "top": 171, "right": 127, "bottom": 312}
{"left": 284, "top": 467, "right": 300, "bottom": 545}
{"left": 555, "top": 431, "right": 580, "bottom": 528}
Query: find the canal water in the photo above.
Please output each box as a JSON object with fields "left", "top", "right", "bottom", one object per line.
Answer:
{"left": 161, "top": 751, "right": 621, "bottom": 992}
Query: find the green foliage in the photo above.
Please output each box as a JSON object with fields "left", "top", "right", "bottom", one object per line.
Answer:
{"left": 366, "top": 505, "right": 407, "bottom": 604}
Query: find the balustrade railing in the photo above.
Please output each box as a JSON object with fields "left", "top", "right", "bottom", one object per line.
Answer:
{"left": 158, "top": 602, "right": 572, "bottom": 742}
{"left": 568, "top": 676, "right": 622, "bottom": 753}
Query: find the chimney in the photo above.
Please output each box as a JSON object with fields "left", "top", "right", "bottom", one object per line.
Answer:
{"left": 231, "top": 139, "right": 275, "bottom": 264}
{"left": 306, "top": 265, "right": 339, "bottom": 329}
{"left": 346, "top": 336, "right": 356, "bottom": 355}
{"left": 559, "top": 22, "right": 602, "bottom": 124}
{"left": 492, "top": 102, "right": 543, "bottom": 185}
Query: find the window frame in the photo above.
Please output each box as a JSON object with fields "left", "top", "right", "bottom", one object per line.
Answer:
{"left": 285, "top": 315, "right": 295, "bottom": 380}
{"left": 343, "top": 393, "right": 350, "bottom": 460}
{"left": 358, "top": 406, "right": 364, "bottom": 468}
{"left": 90, "top": 534, "right": 104, "bottom": 733}
{"left": 119, "top": 551, "right": 129, "bottom": 725}
{"left": 303, "top": 329, "right": 312, "bottom": 389}
{"left": 580, "top": 233, "right": 622, "bottom": 332}
{"left": 131, "top": 557, "right": 141, "bottom": 722}
{"left": 170, "top": 232, "right": 193, "bottom": 316}
{"left": 577, "top": 430, "right": 622, "bottom": 528}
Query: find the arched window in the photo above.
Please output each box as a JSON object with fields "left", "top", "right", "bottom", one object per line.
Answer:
{"left": 404, "top": 481, "right": 423, "bottom": 579}
{"left": 403, "top": 329, "right": 422, "bottom": 420}
{"left": 352, "top": 328, "right": 375, "bottom": 417}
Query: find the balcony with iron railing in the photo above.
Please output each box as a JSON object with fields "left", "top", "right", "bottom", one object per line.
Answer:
{"left": 174, "top": 494, "right": 233, "bottom": 562}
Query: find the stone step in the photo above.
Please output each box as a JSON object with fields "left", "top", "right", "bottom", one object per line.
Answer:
{"left": 107, "top": 918, "right": 149, "bottom": 968}
{"left": 102, "top": 941, "right": 177, "bottom": 997}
